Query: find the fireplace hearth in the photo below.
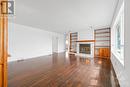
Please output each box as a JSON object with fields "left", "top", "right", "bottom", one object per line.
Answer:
{"left": 79, "top": 44, "right": 91, "bottom": 54}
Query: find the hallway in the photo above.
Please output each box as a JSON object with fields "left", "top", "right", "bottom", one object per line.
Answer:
{"left": 8, "top": 53, "right": 119, "bottom": 87}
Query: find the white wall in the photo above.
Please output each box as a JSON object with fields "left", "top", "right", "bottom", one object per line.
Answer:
{"left": 125, "top": 0, "right": 130, "bottom": 86}
{"left": 78, "top": 29, "right": 94, "bottom": 40}
{"left": 8, "top": 23, "right": 65, "bottom": 62}
{"left": 111, "top": 0, "right": 130, "bottom": 87}
{"left": 77, "top": 29, "right": 94, "bottom": 57}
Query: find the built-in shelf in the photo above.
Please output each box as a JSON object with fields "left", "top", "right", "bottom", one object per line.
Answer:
{"left": 70, "top": 32, "right": 78, "bottom": 53}
{"left": 94, "top": 28, "right": 111, "bottom": 59}
{"left": 95, "top": 36, "right": 110, "bottom": 38}
{"left": 95, "top": 40, "right": 110, "bottom": 42}
{"left": 95, "top": 46, "right": 110, "bottom": 47}
{"left": 95, "top": 32, "right": 110, "bottom": 34}
{"left": 76, "top": 40, "right": 95, "bottom": 42}
{"left": 95, "top": 28, "right": 110, "bottom": 31}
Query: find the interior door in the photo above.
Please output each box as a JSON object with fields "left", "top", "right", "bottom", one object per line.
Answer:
{"left": 52, "top": 36, "right": 58, "bottom": 53}
{"left": 0, "top": 5, "right": 8, "bottom": 87}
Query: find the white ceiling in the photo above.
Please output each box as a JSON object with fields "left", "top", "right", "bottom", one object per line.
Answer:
{"left": 10, "top": 0, "right": 118, "bottom": 33}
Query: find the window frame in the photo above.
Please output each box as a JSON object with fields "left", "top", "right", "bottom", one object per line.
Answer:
{"left": 112, "top": 2, "right": 124, "bottom": 65}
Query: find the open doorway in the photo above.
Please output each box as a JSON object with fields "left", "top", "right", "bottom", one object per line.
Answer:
{"left": 52, "top": 36, "right": 58, "bottom": 54}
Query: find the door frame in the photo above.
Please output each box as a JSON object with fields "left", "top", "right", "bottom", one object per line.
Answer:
{"left": 0, "top": 1, "right": 8, "bottom": 86}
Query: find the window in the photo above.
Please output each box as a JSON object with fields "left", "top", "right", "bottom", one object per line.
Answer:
{"left": 113, "top": 2, "right": 124, "bottom": 65}
{"left": 116, "top": 20, "right": 121, "bottom": 53}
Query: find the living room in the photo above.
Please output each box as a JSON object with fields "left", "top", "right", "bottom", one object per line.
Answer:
{"left": 0, "top": 0, "right": 130, "bottom": 87}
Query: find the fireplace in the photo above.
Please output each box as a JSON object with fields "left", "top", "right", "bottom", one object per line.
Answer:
{"left": 79, "top": 44, "right": 91, "bottom": 54}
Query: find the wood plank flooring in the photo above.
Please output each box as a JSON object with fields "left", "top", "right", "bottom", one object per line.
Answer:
{"left": 8, "top": 53, "right": 120, "bottom": 87}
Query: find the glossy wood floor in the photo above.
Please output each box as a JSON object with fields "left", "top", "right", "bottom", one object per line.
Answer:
{"left": 8, "top": 53, "right": 120, "bottom": 87}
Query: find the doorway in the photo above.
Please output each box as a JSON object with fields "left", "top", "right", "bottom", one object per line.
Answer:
{"left": 52, "top": 36, "right": 58, "bottom": 54}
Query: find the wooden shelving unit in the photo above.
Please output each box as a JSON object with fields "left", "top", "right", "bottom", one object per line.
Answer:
{"left": 70, "top": 32, "right": 78, "bottom": 53}
{"left": 94, "top": 28, "right": 111, "bottom": 59}
{"left": 76, "top": 40, "right": 95, "bottom": 42}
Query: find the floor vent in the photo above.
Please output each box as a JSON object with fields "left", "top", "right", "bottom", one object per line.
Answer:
{"left": 17, "top": 59, "right": 24, "bottom": 62}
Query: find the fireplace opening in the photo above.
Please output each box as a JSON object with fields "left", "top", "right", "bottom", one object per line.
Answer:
{"left": 79, "top": 44, "right": 91, "bottom": 54}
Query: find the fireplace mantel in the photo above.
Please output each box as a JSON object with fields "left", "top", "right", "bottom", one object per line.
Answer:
{"left": 76, "top": 40, "right": 95, "bottom": 42}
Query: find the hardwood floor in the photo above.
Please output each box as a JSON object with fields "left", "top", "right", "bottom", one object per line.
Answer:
{"left": 8, "top": 53, "right": 120, "bottom": 87}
